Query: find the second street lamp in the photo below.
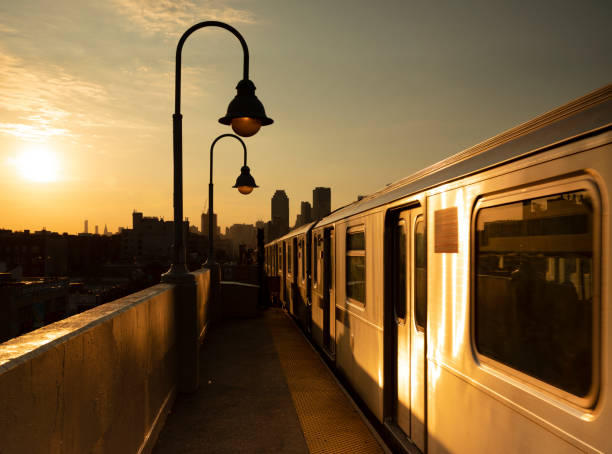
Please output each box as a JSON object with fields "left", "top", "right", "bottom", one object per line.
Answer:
{"left": 206, "top": 133, "right": 257, "bottom": 267}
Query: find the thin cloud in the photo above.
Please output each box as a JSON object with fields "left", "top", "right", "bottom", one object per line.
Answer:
{"left": 109, "top": 0, "right": 256, "bottom": 36}
{"left": 0, "top": 50, "right": 109, "bottom": 141}
{"left": 0, "top": 49, "right": 159, "bottom": 143}
{"left": 0, "top": 122, "right": 69, "bottom": 141}
{"left": 0, "top": 23, "right": 19, "bottom": 35}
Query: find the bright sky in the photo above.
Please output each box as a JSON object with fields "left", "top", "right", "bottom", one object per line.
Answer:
{"left": 0, "top": 1, "right": 610, "bottom": 234}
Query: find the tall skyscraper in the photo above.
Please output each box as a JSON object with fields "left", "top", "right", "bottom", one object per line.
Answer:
{"left": 201, "top": 211, "right": 218, "bottom": 240}
{"left": 94, "top": 225, "right": 99, "bottom": 235}
{"left": 295, "top": 201, "right": 312, "bottom": 227}
{"left": 271, "top": 190, "right": 289, "bottom": 233}
{"left": 312, "top": 187, "right": 331, "bottom": 220}
{"left": 300, "top": 201, "right": 312, "bottom": 224}
{"left": 83, "top": 220, "right": 88, "bottom": 234}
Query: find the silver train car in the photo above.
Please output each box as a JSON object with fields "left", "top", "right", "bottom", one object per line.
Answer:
{"left": 265, "top": 85, "right": 612, "bottom": 453}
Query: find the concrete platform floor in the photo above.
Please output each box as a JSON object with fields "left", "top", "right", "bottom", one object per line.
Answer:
{"left": 153, "top": 308, "right": 386, "bottom": 454}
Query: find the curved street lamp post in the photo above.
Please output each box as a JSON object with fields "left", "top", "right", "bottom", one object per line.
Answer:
{"left": 206, "top": 133, "right": 258, "bottom": 266}
{"left": 160, "top": 22, "right": 272, "bottom": 393}
{"left": 163, "top": 21, "right": 273, "bottom": 282}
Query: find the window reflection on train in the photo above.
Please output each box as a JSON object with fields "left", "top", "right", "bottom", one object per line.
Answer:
{"left": 475, "top": 191, "right": 594, "bottom": 397}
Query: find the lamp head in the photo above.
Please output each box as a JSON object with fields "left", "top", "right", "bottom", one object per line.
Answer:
{"left": 219, "top": 79, "right": 273, "bottom": 137}
{"left": 233, "top": 165, "right": 258, "bottom": 195}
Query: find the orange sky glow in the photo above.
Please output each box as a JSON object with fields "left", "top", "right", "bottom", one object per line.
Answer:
{"left": 1, "top": 1, "right": 610, "bottom": 234}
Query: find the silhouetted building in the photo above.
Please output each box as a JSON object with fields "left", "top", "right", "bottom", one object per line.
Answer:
{"left": 313, "top": 187, "right": 331, "bottom": 220}
{"left": 225, "top": 223, "right": 257, "bottom": 258}
{"left": 121, "top": 211, "right": 186, "bottom": 262}
{"left": 83, "top": 220, "right": 88, "bottom": 234}
{"left": 271, "top": 190, "right": 289, "bottom": 235}
{"left": 295, "top": 201, "right": 312, "bottom": 228}
{"left": 201, "top": 211, "right": 219, "bottom": 240}
{"left": 264, "top": 217, "right": 284, "bottom": 243}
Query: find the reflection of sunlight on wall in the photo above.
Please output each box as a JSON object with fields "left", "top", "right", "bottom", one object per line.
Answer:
{"left": 452, "top": 190, "right": 466, "bottom": 359}
{"left": 0, "top": 327, "right": 72, "bottom": 368}
{"left": 12, "top": 146, "right": 61, "bottom": 183}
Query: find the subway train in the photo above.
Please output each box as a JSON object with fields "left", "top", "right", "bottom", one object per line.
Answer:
{"left": 264, "top": 84, "right": 612, "bottom": 454}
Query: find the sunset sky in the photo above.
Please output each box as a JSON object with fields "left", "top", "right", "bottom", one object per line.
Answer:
{"left": 1, "top": 1, "right": 610, "bottom": 234}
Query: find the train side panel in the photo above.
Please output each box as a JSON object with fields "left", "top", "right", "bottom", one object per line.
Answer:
{"left": 427, "top": 133, "right": 611, "bottom": 453}
{"left": 335, "top": 211, "right": 386, "bottom": 420}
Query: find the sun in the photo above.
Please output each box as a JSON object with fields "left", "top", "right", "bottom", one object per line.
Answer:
{"left": 15, "top": 147, "right": 60, "bottom": 183}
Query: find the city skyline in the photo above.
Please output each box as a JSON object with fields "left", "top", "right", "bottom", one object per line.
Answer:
{"left": 1, "top": 1, "right": 610, "bottom": 234}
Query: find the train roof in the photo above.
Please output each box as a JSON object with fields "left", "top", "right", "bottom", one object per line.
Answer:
{"left": 272, "top": 221, "right": 317, "bottom": 243}
{"left": 316, "top": 84, "right": 612, "bottom": 227}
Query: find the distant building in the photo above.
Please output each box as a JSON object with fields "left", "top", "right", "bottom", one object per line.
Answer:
{"left": 312, "top": 187, "right": 331, "bottom": 220}
{"left": 121, "top": 211, "right": 186, "bottom": 262}
{"left": 225, "top": 223, "right": 257, "bottom": 258}
{"left": 95, "top": 225, "right": 99, "bottom": 235}
{"left": 0, "top": 273, "right": 69, "bottom": 343}
{"left": 295, "top": 201, "right": 312, "bottom": 228}
{"left": 83, "top": 220, "right": 88, "bottom": 234}
{"left": 201, "top": 211, "right": 219, "bottom": 240}
{"left": 264, "top": 217, "right": 285, "bottom": 243}
{"left": 271, "top": 190, "right": 289, "bottom": 236}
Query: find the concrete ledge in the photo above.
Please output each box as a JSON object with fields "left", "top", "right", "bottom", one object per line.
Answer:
{"left": 0, "top": 284, "right": 174, "bottom": 372}
{"left": 0, "top": 284, "right": 179, "bottom": 454}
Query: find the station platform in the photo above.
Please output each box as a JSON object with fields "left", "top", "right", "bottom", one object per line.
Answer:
{"left": 153, "top": 308, "right": 388, "bottom": 454}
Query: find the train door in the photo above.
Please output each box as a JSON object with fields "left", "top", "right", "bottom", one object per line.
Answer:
{"left": 323, "top": 228, "right": 335, "bottom": 356}
{"left": 386, "top": 207, "right": 427, "bottom": 451}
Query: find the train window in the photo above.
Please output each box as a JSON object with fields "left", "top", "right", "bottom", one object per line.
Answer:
{"left": 346, "top": 229, "right": 365, "bottom": 304}
{"left": 278, "top": 247, "right": 282, "bottom": 270}
{"left": 287, "top": 244, "right": 292, "bottom": 274}
{"left": 313, "top": 237, "right": 319, "bottom": 286}
{"left": 414, "top": 216, "right": 426, "bottom": 330}
{"left": 475, "top": 190, "right": 596, "bottom": 397}
{"left": 301, "top": 239, "right": 306, "bottom": 281}
{"left": 396, "top": 221, "right": 407, "bottom": 320}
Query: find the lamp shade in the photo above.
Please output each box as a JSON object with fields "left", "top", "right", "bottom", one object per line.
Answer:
{"left": 219, "top": 79, "right": 273, "bottom": 137}
{"left": 232, "top": 165, "right": 258, "bottom": 195}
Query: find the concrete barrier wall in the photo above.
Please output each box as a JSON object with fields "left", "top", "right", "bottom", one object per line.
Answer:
{"left": 194, "top": 270, "right": 211, "bottom": 344}
{"left": 0, "top": 270, "right": 211, "bottom": 454}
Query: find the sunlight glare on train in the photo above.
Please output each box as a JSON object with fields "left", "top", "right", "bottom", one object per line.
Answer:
{"left": 452, "top": 190, "right": 467, "bottom": 359}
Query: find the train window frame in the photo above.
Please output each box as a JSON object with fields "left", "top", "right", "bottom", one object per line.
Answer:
{"left": 413, "top": 214, "right": 426, "bottom": 332}
{"left": 287, "top": 242, "right": 292, "bottom": 275}
{"left": 301, "top": 238, "right": 306, "bottom": 283}
{"left": 346, "top": 226, "right": 366, "bottom": 306}
{"left": 470, "top": 177, "right": 601, "bottom": 408}
{"left": 313, "top": 234, "right": 320, "bottom": 288}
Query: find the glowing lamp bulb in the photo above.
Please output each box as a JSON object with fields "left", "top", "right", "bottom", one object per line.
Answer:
{"left": 231, "top": 117, "right": 261, "bottom": 137}
{"left": 237, "top": 185, "right": 254, "bottom": 195}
